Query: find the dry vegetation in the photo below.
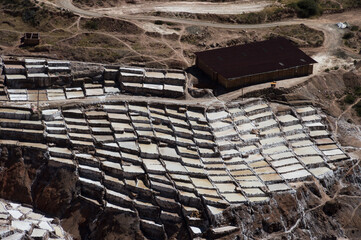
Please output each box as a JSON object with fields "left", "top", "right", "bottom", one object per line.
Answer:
{"left": 150, "top": 5, "right": 296, "bottom": 25}
{"left": 342, "top": 25, "right": 361, "bottom": 54}
{"left": 270, "top": 24, "right": 324, "bottom": 47}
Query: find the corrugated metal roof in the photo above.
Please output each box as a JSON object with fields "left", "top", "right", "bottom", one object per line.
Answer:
{"left": 195, "top": 37, "right": 317, "bottom": 80}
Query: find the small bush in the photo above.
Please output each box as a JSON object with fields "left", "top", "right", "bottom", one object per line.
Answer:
{"left": 355, "top": 87, "right": 361, "bottom": 96}
{"left": 154, "top": 20, "right": 164, "bottom": 25}
{"left": 237, "top": 11, "right": 266, "bottom": 24}
{"left": 345, "top": 94, "right": 356, "bottom": 104}
{"left": 342, "top": 32, "right": 355, "bottom": 40}
{"left": 350, "top": 26, "right": 359, "bottom": 31}
{"left": 289, "top": 0, "right": 321, "bottom": 18}
{"left": 84, "top": 19, "right": 99, "bottom": 30}
{"left": 353, "top": 101, "right": 361, "bottom": 117}
{"left": 22, "top": 8, "right": 39, "bottom": 26}
{"left": 165, "top": 22, "right": 176, "bottom": 26}
{"left": 325, "top": 68, "right": 330, "bottom": 72}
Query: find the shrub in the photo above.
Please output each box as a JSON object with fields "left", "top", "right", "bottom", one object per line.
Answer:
{"left": 353, "top": 101, "right": 361, "bottom": 117}
{"left": 350, "top": 25, "right": 359, "bottom": 31}
{"left": 345, "top": 94, "right": 356, "bottom": 104}
{"left": 289, "top": 0, "right": 321, "bottom": 18}
{"left": 22, "top": 8, "right": 39, "bottom": 26}
{"left": 355, "top": 87, "right": 361, "bottom": 96}
{"left": 84, "top": 19, "right": 99, "bottom": 30}
{"left": 154, "top": 20, "right": 164, "bottom": 25}
{"left": 342, "top": 32, "right": 355, "bottom": 39}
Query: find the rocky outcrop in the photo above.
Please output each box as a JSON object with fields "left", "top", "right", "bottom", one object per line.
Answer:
{"left": 0, "top": 147, "right": 32, "bottom": 204}
{"left": 33, "top": 167, "right": 78, "bottom": 216}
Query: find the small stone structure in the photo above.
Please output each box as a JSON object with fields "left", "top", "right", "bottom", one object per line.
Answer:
{"left": 21, "top": 33, "right": 40, "bottom": 46}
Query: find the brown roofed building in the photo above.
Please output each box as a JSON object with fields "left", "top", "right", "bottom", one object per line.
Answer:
{"left": 195, "top": 37, "right": 317, "bottom": 88}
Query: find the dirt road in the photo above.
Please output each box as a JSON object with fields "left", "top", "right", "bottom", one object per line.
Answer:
{"left": 94, "top": 1, "right": 271, "bottom": 15}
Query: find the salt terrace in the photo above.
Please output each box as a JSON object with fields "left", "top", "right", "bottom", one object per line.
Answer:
{"left": 0, "top": 93, "right": 350, "bottom": 238}
{"left": 0, "top": 57, "right": 186, "bottom": 102}
{"left": 0, "top": 199, "right": 70, "bottom": 239}
{"left": 0, "top": 56, "right": 352, "bottom": 239}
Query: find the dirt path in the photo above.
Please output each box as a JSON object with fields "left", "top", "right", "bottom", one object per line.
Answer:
{"left": 94, "top": 1, "right": 271, "bottom": 15}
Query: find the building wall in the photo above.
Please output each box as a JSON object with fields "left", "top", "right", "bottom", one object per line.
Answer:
{"left": 23, "top": 39, "right": 40, "bottom": 46}
{"left": 196, "top": 56, "right": 314, "bottom": 88}
{"left": 196, "top": 57, "right": 217, "bottom": 81}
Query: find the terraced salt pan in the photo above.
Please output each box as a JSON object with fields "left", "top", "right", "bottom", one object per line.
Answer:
{"left": 302, "top": 115, "right": 321, "bottom": 122}
{"left": 222, "top": 193, "right": 246, "bottom": 203}
{"left": 267, "top": 183, "right": 291, "bottom": 192}
{"left": 315, "top": 138, "right": 334, "bottom": 145}
{"left": 0, "top": 99, "right": 353, "bottom": 238}
{"left": 291, "top": 140, "right": 313, "bottom": 148}
{"left": 323, "top": 149, "right": 344, "bottom": 156}
{"left": 207, "top": 111, "right": 229, "bottom": 122}
{"left": 271, "top": 158, "right": 299, "bottom": 167}
{"left": 244, "top": 103, "right": 268, "bottom": 113}
{"left": 309, "top": 167, "right": 333, "bottom": 178}
{"left": 277, "top": 114, "right": 298, "bottom": 124}
{"left": 263, "top": 145, "right": 289, "bottom": 155}
{"left": 282, "top": 169, "right": 311, "bottom": 181}
{"left": 249, "top": 160, "right": 269, "bottom": 169}
{"left": 277, "top": 164, "right": 304, "bottom": 174}
{"left": 305, "top": 122, "right": 325, "bottom": 129}
{"left": 300, "top": 155, "right": 324, "bottom": 165}
{"left": 296, "top": 106, "right": 316, "bottom": 114}
{"left": 283, "top": 124, "right": 303, "bottom": 132}
{"left": 260, "top": 136, "right": 285, "bottom": 147}
{"left": 257, "top": 119, "right": 277, "bottom": 129}
{"left": 237, "top": 122, "right": 254, "bottom": 133}
{"left": 254, "top": 167, "right": 276, "bottom": 174}
{"left": 286, "top": 133, "right": 308, "bottom": 141}
{"left": 294, "top": 146, "right": 319, "bottom": 156}
{"left": 318, "top": 144, "right": 338, "bottom": 150}
{"left": 260, "top": 127, "right": 281, "bottom": 136}
{"left": 248, "top": 111, "right": 273, "bottom": 121}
